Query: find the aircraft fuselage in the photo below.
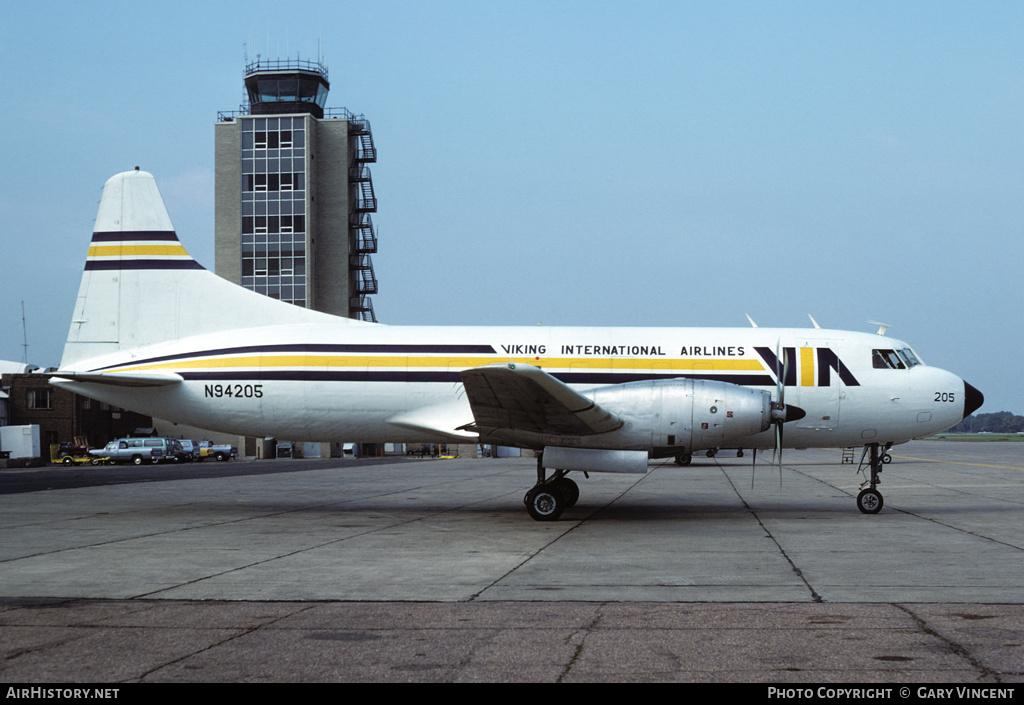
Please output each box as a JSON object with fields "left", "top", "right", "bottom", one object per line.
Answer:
{"left": 59, "top": 323, "right": 971, "bottom": 452}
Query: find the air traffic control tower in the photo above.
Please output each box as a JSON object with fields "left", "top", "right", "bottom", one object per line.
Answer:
{"left": 215, "top": 58, "right": 378, "bottom": 321}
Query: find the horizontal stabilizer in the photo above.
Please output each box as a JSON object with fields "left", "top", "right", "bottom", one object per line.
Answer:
{"left": 49, "top": 370, "right": 184, "bottom": 387}
{"left": 460, "top": 363, "right": 623, "bottom": 436}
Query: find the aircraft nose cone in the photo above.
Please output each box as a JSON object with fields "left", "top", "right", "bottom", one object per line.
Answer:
{"left": 963, "top": 381, "right": 984, "bottom": 418}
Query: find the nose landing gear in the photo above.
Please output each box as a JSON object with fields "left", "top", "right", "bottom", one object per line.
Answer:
{"left": 856, "top": 443, "right": 889, "bottom": 514}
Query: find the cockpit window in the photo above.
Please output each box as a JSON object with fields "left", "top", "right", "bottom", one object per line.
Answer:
{"left": 873, "top": 349, "right": 903, "bottom": 369}
{"left": 873, "top": 348, "right": 920, "bottom": 370}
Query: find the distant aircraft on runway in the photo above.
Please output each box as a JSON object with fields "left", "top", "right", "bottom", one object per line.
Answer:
{"left": 51, "top": 170, "right": 983, "bottom": 520}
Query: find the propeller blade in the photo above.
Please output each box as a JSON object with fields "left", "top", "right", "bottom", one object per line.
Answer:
{"left": 775, "top": 419, "right": 783, "bottom": 485}
{"left": 770, "top": 344, "right": 796, "bottom": 488}
{"left": 775, "top": 340, "right": 784, "bottom": 406}
{"left": 780, "top": 346, "right": 789, "bottom": 406}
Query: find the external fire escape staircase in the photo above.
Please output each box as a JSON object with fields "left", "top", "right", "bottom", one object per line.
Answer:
{"left": 348, "top": 118, "right": 378, "bottom": 322}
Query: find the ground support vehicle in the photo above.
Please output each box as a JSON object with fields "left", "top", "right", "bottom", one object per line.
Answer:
{"left": 51, "top": 443, "right": 110, "bottom": 466}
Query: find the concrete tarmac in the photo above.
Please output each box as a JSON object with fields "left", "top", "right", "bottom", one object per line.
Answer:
{"left": 1, "top": 440, "right": 1022, "bottom": 683}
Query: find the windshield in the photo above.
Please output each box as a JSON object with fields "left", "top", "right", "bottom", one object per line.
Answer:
{"left": 873, "top": 347, "right": 921, "bottom": 370}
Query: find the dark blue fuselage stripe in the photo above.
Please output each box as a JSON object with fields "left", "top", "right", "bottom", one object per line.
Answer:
{"left": 91, "top": 231, "right": 181, "bottom": 242}
{"left": 183, "top": 370, "right": 775, "bottom": 386}
{"left": 85, "top": 260, "right": 205, "bottom": 271}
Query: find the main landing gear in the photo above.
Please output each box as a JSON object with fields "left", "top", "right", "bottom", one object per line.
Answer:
{"left": 524, "top": 454, "right": 580, "bottom": 521}
{"left": 856, "top": 442, "right": 891, "bottom": 514}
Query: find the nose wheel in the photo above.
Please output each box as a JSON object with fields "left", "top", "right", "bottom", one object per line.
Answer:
{"left": 857, "top": 487, "right": 884, "bottom": 514}
{"left": 856, "top": 443, "right": 888, "bottom": 514}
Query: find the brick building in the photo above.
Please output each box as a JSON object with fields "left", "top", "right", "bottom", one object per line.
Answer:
{"left": 1, "top": 373, "right": 153, "bottom": 453}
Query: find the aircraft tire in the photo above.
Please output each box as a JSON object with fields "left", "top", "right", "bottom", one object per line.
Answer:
{"left": 552, "top": 477, "right": 579, "bottom": 508}
{"left": 674, "top": 453, "right": 692, "bottom": 466}
{"left": 526, "top": 486, "right": 564, "bottom": 521}
{"left": 882, "top": 453, "right": 892, "bottom": 464}
{"left": 856, "top": 488, "right": 884, "bottom": 515}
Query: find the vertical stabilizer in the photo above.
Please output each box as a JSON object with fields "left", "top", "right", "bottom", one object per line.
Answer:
{"left": 60, "top": 169, "right": 360, "bottom": 370}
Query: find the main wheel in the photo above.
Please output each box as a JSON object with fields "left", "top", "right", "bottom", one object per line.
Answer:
{"left": 525, "top": 486, "right": 564, "bottom": 521}
{"left": 674, "top": 453, "right": 692, "bottom": 466}
{"left": 857, "top": 488, "right": 884, "bottom": 514}
{"left": 551, "top": 477, "right": 579, "bottom": 508}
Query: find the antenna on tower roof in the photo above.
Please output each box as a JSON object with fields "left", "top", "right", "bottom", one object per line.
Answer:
{"left": 20, "top": 301, "right": 29, "bottom": 364}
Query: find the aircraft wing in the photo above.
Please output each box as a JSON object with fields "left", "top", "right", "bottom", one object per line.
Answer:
{"left": 459, "top": 363, "right": 623, "bottom": 436}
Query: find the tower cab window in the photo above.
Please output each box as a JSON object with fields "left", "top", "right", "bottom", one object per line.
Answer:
{"left": 873, "top": 348, "right": 921, "bottom": 370}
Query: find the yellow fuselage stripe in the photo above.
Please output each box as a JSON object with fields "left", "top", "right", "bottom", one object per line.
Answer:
{"left": 107, "top": 355, "right": 768, "bottom": 373}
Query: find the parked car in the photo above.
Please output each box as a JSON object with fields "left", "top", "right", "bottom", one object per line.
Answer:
{"left": 177, "top": 440, "right": 202, "bottom": 462}
{"left": 89, "top": 437, "right": 172, "bottom": 465}
{"left": 165, "top": 439, "right": 194, "bottom": 463}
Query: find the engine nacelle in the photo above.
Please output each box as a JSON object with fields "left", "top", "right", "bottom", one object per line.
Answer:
{"left": 477, "top": 373, "right": 775, "bottom": 465}
{"left": 586, "top": 378, "right": 773, "bottom": 453}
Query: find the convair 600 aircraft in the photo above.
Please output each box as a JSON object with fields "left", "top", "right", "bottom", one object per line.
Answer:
{"left": 52, "top": 170, "right": 984, "bottom": 520}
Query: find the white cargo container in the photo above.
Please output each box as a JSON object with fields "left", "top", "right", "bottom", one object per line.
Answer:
{"left": 0, "top": 424, "right": 42, "bottom": 460}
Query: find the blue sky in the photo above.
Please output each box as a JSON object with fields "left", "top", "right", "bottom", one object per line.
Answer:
{"left": 2, "top": 1, "right": 1022, "bottom": 413}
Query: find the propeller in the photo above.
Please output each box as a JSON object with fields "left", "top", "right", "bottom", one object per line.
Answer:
{"left": 751, "top": 342, "right": 806, "bottom": 489}
{"left": 768, "top": 341, "right": 806, "bottom": 483}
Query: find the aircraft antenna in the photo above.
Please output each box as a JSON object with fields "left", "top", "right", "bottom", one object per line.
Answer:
{"left": 809, "top": 314, "right": 821, "bottom": 329}
{"left": 745, "top": 314, "right": 758, "bottom": 328}
{"left": 868, "top": 320, "right": 891, "bottom": 336}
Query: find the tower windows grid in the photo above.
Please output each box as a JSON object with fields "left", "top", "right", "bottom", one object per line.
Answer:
{"left": 239, "top": 116, "right": 308, "bottom": 307}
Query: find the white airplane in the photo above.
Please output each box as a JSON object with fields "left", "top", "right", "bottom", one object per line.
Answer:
{"left": 51, "top": 170, "right": 984, "bottom": 520}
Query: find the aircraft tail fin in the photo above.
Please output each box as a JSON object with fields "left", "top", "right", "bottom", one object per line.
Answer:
{"left": 61, "top": 169, "right": 360, "bottom": 369}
